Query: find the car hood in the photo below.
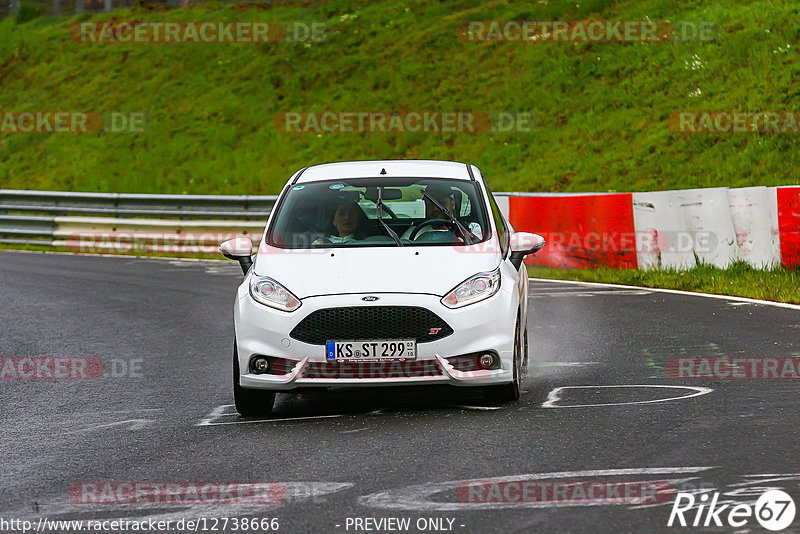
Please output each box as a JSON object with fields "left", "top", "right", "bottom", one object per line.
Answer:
{"left": 253, "top": 245, "right": 501, "bottom": 298}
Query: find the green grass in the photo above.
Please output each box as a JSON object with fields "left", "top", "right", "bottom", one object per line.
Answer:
{"left": 1, "top": 0, "right": 799, "bottom": 194}
{"left": 529, "top": 262, "right": 800, "bottom": 304}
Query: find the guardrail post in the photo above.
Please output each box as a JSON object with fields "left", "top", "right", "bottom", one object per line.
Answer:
{"left": 75, "top": 0, "right": 83, "bottom": 12}
{"left": 10, "top": 0, "right": 20, "bottom": 13}
{"left": 103, "top": 0, "right": 110, "bottom": 11}
{"left": 53, "top": 0, "right": 59, "bottom": 15}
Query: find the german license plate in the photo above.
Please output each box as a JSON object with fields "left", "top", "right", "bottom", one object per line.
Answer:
{"left": 325, "top": 339, "right": 417, "bottom": 361}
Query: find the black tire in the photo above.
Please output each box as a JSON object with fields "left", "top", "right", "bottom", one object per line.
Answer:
{"left": 521, "top": 317, "right": 529, "bottom": 377}
{"left": 233, "top": 341, "right": 276, "bottom": 417}
{"left": 484, "top": 316, "right": 522, "bottom": 403}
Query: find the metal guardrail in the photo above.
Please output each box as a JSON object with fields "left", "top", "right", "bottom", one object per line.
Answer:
{"left": 0, "top": 189, "right": 277, "bottom": 248}
{"left": 0, "top": 189, "right": 277, "bottom": 219}
{"left": 0, "top": 214, "right": 57, "bottom": 241}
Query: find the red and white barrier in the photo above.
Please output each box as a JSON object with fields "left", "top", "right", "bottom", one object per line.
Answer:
{"left": 728, "top": 186, "right": 781, "bottom": 268}
{"left": 501, "top": 185, "right": 797, "bottom": 270}
{"left": 677, "top": 187, "right": 738, "bottom": 268}
{"left": 632, "top": 190, "right": 695, "bottom": 270}
{"left": 777, "top": 186, "right": 800, "bottom": 269}
{"left": 507, "top": 193, "right": 637, "bottom": 269}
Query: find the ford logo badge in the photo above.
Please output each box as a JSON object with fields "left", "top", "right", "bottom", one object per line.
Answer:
{"left": 362, "top": 296, "right": 380, "bottom": 302}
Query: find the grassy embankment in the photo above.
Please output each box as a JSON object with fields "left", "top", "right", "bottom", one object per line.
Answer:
{"left": 1, "top": 0, "right": 799, "bottom": 194}
{"left": 2, "top": 0, "right": 798, "bottom": 301}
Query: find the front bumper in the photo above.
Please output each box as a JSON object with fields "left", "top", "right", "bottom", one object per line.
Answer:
{"left": 234, "top": 290, "right": 516, "bottom": 391}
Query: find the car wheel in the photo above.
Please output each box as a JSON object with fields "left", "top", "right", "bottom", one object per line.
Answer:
{"left": 484, "top": 317, "right": 522, "bottom": 403}
{"left": 522, "top": 317, "right": 529, "bottom": 377}
{"left": 233, "top": 341, "right": 276, "bottom": 417}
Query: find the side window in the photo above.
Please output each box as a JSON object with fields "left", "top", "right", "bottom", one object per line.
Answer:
{"left": 485, "top": 184, "right": 508, "bottom": 256}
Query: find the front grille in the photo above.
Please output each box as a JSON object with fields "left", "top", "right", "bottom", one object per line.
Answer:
{"left": 303, "top": 360, "right": 443, "bottom": 379}
{"left": 290, "top": 306, "right": 454, "bottom": 345}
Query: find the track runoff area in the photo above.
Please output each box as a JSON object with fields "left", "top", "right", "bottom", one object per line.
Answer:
{"left": 1, "top": 251, "right": 799, "bottom": 533}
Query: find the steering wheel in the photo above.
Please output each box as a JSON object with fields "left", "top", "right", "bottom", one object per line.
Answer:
{"left": 409, "top": 219, "right": 457, "bottom": 240}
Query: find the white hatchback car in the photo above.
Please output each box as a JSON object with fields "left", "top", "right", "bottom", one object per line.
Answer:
{"left": 220, "top": 160, "right": 544, "bottom": 416}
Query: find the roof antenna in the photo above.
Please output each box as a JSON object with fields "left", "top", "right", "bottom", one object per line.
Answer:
{"left": 380, "top": 168, "right": 387, "bottom": 175}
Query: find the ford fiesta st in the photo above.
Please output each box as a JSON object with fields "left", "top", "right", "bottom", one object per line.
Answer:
{"left": 220, "top": 160, "right": 545, "bottom": 416}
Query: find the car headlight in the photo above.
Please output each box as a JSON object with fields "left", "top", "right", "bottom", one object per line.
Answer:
{"left": 249, "top": 275, "right": 301, "bottom": 312}
{"left": 441, "top": 267, "right": 501, "bottom": 309}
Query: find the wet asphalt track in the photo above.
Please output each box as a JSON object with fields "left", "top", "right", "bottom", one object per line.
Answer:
{"left": 1, "top": 250, "right": 800, "bottom": 533}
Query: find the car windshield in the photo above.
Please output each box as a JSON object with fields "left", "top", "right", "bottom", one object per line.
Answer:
{"left": 267, "top": 177, "right": 491, "bottom": 249}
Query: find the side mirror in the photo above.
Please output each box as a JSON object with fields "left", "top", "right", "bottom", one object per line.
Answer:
{"left": 509, "top": 232, "right": 545, "bottom": 270}
{"left": 219, "top": 237, "right": 254, "bottom": 274}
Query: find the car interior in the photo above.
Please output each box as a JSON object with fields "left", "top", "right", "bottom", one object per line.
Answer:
{"left": 271, "top": 180, "right": 488, "bottom": 247}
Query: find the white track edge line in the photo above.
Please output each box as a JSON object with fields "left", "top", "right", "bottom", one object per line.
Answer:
{"left": 530, "top": 277, "right": 800, "bottom": 311}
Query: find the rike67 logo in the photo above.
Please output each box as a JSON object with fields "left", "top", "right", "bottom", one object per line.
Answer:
{"left": 668, "top": 489, "right": 796, "bottom": 531}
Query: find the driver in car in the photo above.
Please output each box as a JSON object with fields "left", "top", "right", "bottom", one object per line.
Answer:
{"left": 312, "top": 197, "right": 370, "bottom": 245}
{"left": 401, "top": 184, "right": 482, "bottom": 241}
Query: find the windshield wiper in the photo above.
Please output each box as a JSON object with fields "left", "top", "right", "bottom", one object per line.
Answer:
{"left": 421, "top": 190, "right": 479, "bottom": 245}
{"left": 373, "top": 189, "right": 403, "bottom": 246}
